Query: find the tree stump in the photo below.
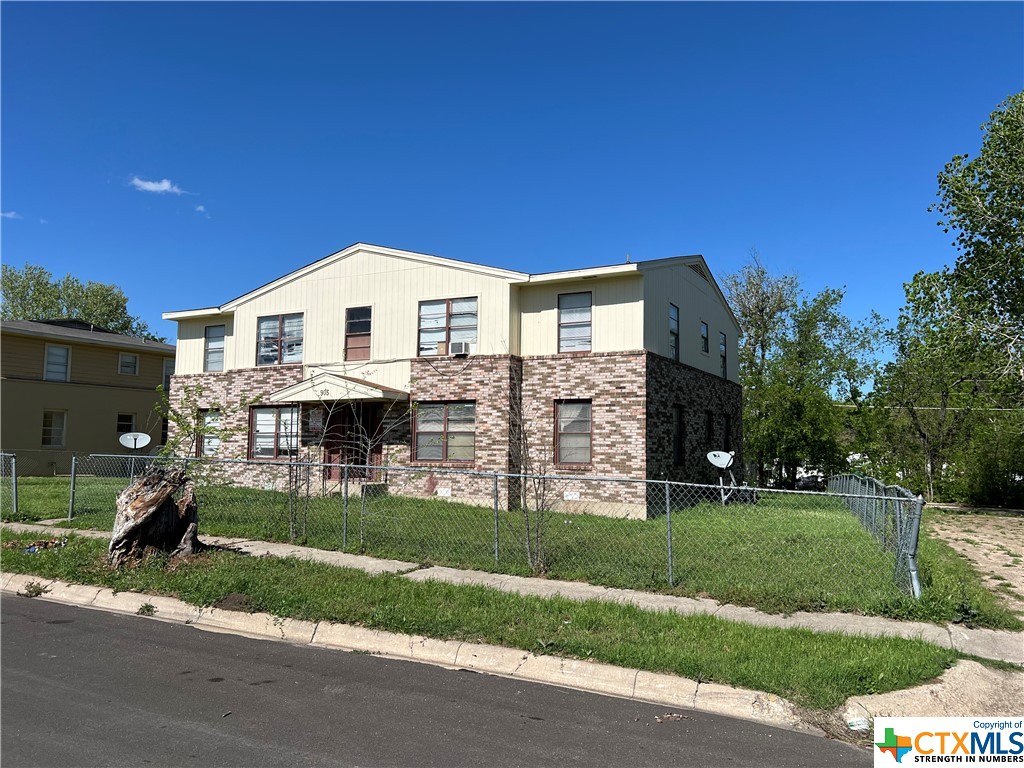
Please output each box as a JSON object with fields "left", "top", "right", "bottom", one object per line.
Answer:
{"left": 108, "top": 466, "right": 202, "bottom": 567}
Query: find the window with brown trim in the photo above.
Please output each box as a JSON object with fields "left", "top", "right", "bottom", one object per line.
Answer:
{"left": 672, "top": 405, "right": 685, "bottom": 467}
{"left": 256, "top": 314, "right": 303, "bottom": 366}
{"left": 249, "top": 406, "right": 299, "bottom": 459}
{"left": 345, "top": 306, "right": 372, "bottom": 361}
{"left": 413, "top": 402, "right": 476, "bottom": 462}
{"left": 669, "top": 304, "right": 679, "bottom": 362}
{"left": 555, "top": 400, "right": 592, "bottom": 465}
{"left": 418, "top": 298, "right": 477, "bottom": 356}
{"left": 558, "top": 292, "right": 592, "bottom": 353}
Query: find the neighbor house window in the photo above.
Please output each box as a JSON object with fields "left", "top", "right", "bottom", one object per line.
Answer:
{"left": 669, "top": 304, "right": 679, "bottom": 362}
{"left": 700, "top": 322, "right": 709, "bottom": 354}
{"left": 418, "top": 298, "right": 477, "bottom": 356}
{"left": 198, "top": 409, "right": 221, "bottom": 457}
{"left": 116, "top": 413, "right": 135, "bottom": 434}
{"left": 44, "top": 344, "right": 70, "bottom": 382}
{"left": 42, "top": 410, "right": 66, "bottom": 448}
{"left": 161, "top": 418, "right": 169, "bottom": 445}
{"left": 555, "top": 400, "right": 592, "bottom": 465}
{"left": 163, "top": 359, "right": 175, "bottom": 390}
{"left": 672, "top": 405, "right": 685, "bottom": 467}
{"left": 705, "top": 410, "right": 715, "bottom": 447}
{"left": 118, "top": 352, "right": 139, "bottom": 376}
{"left": 249, "top": 406, "right": 299, "bottom": 459}
{"left": 723, "top": 413, "right": 732, "bottom": 452}
{"left": 719, "top": 332, "right": 727, "bottom": 377}
{"left": 256, "top": 314, "right": 303, "bottom": 366}
{"left": 345, "top": 306, "right": 372, "bottom": 361}
{"left": 413, "top": 402, "right": 476, "bottom": 462}
{"left": 204, "top": 325, "right": 225, "bottom": 372}
{"left": 558, "top": 292, "right": 592, "bottom": 353}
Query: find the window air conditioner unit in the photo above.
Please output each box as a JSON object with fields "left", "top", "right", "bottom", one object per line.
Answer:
{"left": 450, "top": 341, "right": 470, "bottom": 357}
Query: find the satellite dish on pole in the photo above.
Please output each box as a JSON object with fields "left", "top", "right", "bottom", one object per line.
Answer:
{"left": 119, "top": 432, "right": 151, "bottom": 451}
{"left": 707, "top": 450, "right": 735, "bottom": 469}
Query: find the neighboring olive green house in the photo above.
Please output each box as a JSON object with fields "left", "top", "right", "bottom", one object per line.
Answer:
{"left": 0, "top": 319, "right": 175, "bottom": 475}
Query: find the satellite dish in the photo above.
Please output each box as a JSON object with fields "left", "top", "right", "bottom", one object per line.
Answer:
{"left": 119, "top": 432, "right": 152, "bottom": 450}
{"left": 707, "top": 450, "right": 735, "bottom": 469}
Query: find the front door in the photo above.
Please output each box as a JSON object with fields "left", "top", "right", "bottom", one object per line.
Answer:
{"left": 322, "top": 403, "right": 382, "bottom": 480}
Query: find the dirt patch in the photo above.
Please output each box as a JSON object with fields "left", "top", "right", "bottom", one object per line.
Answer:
{"left": 214, "top": 592, "right": 256, "bottom": 613}
{"left": 926, "top": 511, "right": 1024, "bottom": 617}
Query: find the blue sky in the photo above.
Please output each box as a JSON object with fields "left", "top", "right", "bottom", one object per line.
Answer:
{"left": 2, "top": 2, "right": 1021, "bottom": 344}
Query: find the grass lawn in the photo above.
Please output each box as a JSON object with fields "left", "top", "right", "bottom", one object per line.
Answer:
{"left": 0, "top": 530, "right": 963, "bottom": 711}
{"left": 6, "top": 475, "right": 1020, "bottom": 629}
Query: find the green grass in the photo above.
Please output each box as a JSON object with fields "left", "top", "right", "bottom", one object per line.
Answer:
{"left": 7, "top": 476, "right": 1021, "bottom": 629}
{"left": 0, "top": 530, "right": 963, "bottom": 711}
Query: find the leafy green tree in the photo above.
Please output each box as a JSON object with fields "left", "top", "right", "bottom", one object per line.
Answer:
{"left": 724, "top": 254, "right": 880, "bottom": 487}
{"left": 930, "top": 91, "right": 1024, "bottom": 385}
{"left": 0, "top": 263, "right": 161, "bottom": 340}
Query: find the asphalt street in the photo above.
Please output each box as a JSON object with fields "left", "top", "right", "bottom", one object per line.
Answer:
{"left": 1, "top": 597, "right": 869, "bottom": 767}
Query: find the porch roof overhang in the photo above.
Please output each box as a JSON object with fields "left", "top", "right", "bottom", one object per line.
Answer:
{"left": 265, "top": 373, "right": 408, "bottom": 404}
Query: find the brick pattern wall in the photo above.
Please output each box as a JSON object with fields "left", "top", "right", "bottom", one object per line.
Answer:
{"left": 645, "top": 353, "right": 743, "bottom": 485}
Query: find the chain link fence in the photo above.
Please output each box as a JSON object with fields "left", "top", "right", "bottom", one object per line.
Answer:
{"left": 0, "top": 453, "right": 17, "bottom": 519}
{"left": 828, "top": 474, "right": 924, "bottom": 598}
{"left": 51, "top": 454, "right": 927, "bottom": 613}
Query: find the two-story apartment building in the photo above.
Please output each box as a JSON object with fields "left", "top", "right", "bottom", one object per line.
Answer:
{"left": 0, "top": 319, "right": 176, "bottom": 474}
{"left": 164, "top": 243, "right": 742, "bottom": 516}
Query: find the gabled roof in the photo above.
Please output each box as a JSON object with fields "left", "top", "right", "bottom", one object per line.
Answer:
{"left": 0, "top": 319, "right": 175, "bottom": 354}
{"left": 265, "top": 372, "right": 408, "bottom": 404}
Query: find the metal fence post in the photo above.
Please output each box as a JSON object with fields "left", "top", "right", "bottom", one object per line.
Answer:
{"left": 493, "top": 474, "right": 499, "bottom": 565}
{"left": 906, "top": 494, "right": 924, "bottom": 599}
{"left": 665, "top": 480, "right": 674, "bottom": 587}
{"left": 67, "top": 455, "right": 77, "bottom": 521}
{"left": 342, "top": 465, "right": 349, "bottom": 550}
{"left": 10, "top": 454, "right": 18, "bottom": 518}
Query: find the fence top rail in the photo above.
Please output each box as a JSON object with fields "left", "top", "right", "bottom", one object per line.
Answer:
{"left": 83, "top": 454, "right": 921, "bottom": 503}
{"left": 829, "top": 473, "right": 921, "bottom": 502}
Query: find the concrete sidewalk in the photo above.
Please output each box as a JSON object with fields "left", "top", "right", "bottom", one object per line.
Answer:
{"left": 8, "top": 521, "right": 1021, "bottom": 664}
{"left": 3, "top": 521, "right": 1022, "bottom": 737}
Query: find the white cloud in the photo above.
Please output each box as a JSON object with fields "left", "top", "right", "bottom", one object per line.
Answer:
{"left": 130, "top": 176, "right": 188, "bottom": 195}
{"left": 1, "top": 211, "right": 21, "bottom": 219}
{"left": 195, "top": 205, "right": 205, "bottom": 213}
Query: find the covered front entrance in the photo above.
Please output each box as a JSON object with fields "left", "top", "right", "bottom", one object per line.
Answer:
{"left": 322, "top": 401, "right": 383, "bottom": 480}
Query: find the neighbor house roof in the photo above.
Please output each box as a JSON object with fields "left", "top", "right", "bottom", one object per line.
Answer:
{"left": 0, "top": 319, "right": 175, "bottom": 354}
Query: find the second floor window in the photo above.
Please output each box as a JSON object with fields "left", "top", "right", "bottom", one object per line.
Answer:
{"left": 700, "top": 322, "right": 709, "bottom": 354}
{"left": 119, "top": 352, "right": 139, "bottom": 376}
{"left": 720, "top": 332, "right": 727, "bottom": 377}
{"left": 418, "top": 297, "right": 477, "bottom": 356}
{"left": 413, "top": 402, "right": 476, "bottom": 462}
{"left": 257, "top": 314, "right": 303, "bottom": 366}
{"left": 669, "top": 304, "right": 679, "bottom": 361}
{"left": 204, "top": 325, "right": 225, "bottom": 372}
{"left": 44, "top": 344, "right": 70, "bottom": 382}
{"left": 345, "top": 306, "right": 372, "bottom": 361}
{"left": 558, "top": 292, "right": 592, "bottom": 353}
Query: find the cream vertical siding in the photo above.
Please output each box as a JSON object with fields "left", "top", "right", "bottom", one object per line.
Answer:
{"left": 221, "top": 248, "right": 517, "bottom": 375}
{"left": 640, "top": 262, "right": 740, "bottom": 381}
{"left": 518, "top": 275, "right": 644, "bottom": 356}
{"left": 174, "top": 316, "right": 234, "bottom": 375}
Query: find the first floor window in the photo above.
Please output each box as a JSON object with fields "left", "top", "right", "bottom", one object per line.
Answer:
{"left": 723, "top": 413, "right": 732, "bottom": 452}
{"left": 672, "top": 405, "right": 684, "bottom": 467}
{"left": 705, "top": 410, "right": 715, "bottom": 447}
{"left": 161, "top": 418, "right": 169, "bottom": 445}
{"left": 116, "top": 413, "right": 135, "bottom": 434}
{"left": 119, "top": 352, "right": 139, "bottom": 376}
{"left": 42, "top": 410, "right": 66, "bottom": 448}
{"left": 257, "top": 314, "right": 303, "bottom": 366}
{"left": 556, "top": 400, "right": 592, "bottom": 464}
{"left": 414, "top": 402, "right": 476, "bottom": 461}
{"left": 198, "top": 409, "right": 221, "bottom": 457}
{"left": 45, "top": 344, "right": 70, "bottom": 381}
{"left": 250, "top": 406, "right": 299, "bottom": 459}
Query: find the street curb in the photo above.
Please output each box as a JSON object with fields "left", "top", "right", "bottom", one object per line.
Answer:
{"left": 1, "top": 575, "right": 817, "bottom": 735}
